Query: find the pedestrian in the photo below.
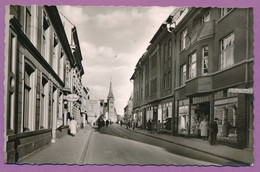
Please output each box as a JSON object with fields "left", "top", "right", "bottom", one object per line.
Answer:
{"left": 157, "top": 120, "right": 162, "bottom": 134}
{"left": 147, "top": 120, "right": 152, "bottom": 133}
{"left": 199, "top": 118, "right": 209, "bottom": 140}
{"left": 222, "top": 119, "right": 231, "bottom": 139}
{"left": 209, "top": 118, "right": 219, "bottom": 145}
{"left": 69, "top": 117, "right": 77, "bottom": 136}
{"left": 127, "top": 121, "right": 130, "bottom": 129}
{"left": 132, "top": 120, "right": 135, "bottom": 130}
{"left": 106, "top": 120, "right": 109, "bottom": 127}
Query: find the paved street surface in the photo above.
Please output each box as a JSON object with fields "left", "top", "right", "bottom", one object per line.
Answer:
{"left": 18, "top": 124, "right": 252, "bottom": 166}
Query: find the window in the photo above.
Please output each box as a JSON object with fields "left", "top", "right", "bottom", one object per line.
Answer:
{"left": 201, "top": 12, "right": 210, "bottom": 23}
{"left": 189, "top": 52, "right": 197, "bottom": 79}
{"left": 23, "top": 63, "right": 36, "bottom": 132}
{"left": 202, "top": 46, "right": 209, "bottom": 74}
{"left": 7, "top": 31, "right": 17, "bottom": 133}
{"left": 40, "top": 77, "right": 48, "bottom": 129}
{"left": 221, "top": 34, "right": 234, "bottom": 69}
{"left": 151, "top": 78, "right": 157, "bottom": 95}
{"left": 221, "top": 8, "right": 233, "bottom": 17}
{"left": 25, "top": 7, "right": 31, "bottom": 38}
{"left": 168, "top": 39, "right": 172, "bottom": 57}
{"left": 42, "top": 12, "right": 50, "bottom": 59}
{"left": 180, "top": 64, "right": 186, "bottom": 86}
{"left": 181, "top": 28, "right": 187, "bottom": 51}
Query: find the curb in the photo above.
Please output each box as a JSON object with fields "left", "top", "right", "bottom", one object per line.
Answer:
{"left": 127, "top": 127, "right": 251, "bottom": 165}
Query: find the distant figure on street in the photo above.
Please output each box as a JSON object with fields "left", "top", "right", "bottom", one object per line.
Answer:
{"left": 120, "top": 120, "right": 123, "bottom": 126}
{"left": 222, "top": 119, "right": 232, "bottom": 139}
{"left": 132, "top": 121, "right": 135, "bottom": 130}
{"left": 209, "top": 118, "right": 219, "bottom": 145}
{"left": 106, "top": 120, "right": 109, "bottom": 127}
{"left": 69, "top": 117, "right": 77, "bottom": 136}
{"left": 199, "top": 118, "right": 209, "bottom": 140}
{"left": 147, "top": 120, "right": 152, "bottom": 133}
{"left": 98, "top": 119, "right": 103, "bottom": 130}
{"left": 127, "top": 121, "right": 130, "bottom": 129}
{"left": 157, "top": 120, "right": 162, "bottom": 134}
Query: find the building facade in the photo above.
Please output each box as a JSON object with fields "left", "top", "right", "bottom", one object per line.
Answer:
{"left": 131, "top": 7, "right": 254, "bottom": 149}
{"left": 4, "top": 5, "right": 84, "bottom": 163}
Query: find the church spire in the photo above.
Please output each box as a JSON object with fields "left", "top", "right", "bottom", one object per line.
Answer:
{"left": 107, "top": 79, "right": 114, "bottom": 99}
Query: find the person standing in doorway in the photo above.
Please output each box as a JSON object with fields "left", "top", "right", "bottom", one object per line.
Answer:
{"left": 200, "top": 118, "right": 209, "bottom": 140}
{"left": 222, "top": 118, "right": 231, "bottom": 139}
{"left": 69, "top": 117, "right": 77, "bottom": 136}
{"left": 209, "top": 118, "right": 219, "bottom": 145}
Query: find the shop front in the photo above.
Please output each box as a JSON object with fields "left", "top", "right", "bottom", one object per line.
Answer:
{"left": 190, "top": 96, "right": 210, "bottom": 137}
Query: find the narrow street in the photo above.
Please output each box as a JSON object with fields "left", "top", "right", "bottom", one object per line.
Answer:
{"left": 82, "top": 124, "right": 242, "bottom": 166}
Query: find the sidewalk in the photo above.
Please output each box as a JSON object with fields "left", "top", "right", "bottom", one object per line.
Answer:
{"left": 18, "top": 125, "right": 93, "bottom": 165}
{"left": 127, "top": 126, "right": 254, "bottom": 165}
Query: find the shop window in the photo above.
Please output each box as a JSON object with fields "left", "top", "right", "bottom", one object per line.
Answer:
{"left": 23, "top": 63, "right": 36, "bottom": 132}
{"left": 189, "top": 52, "right": 197, "bottom": 79}
{"left": 178, "top": 105, "right": 189, "bottom": 135}
{"left": 40, "top": 77, "right": 48, "bottom": 129}
{"left": 221, "top": 8, "right": 233, "bottom": 18}
{"left": 202, "top": 46, "right": 209, "bottom": 74}
{"left": 221, "top": 34, "right": 234, "bottom": 69}
{"left": 214, "top": 100, "right": 238, "bottom": 141}
{"left": 180, "top": 64, "right": 186, "bottom": 86}
{"left": 25, "top": 6, "right": 31, "bottom": 39}
{"left": 181, "top": 28, "right": 187, "bottom": 51}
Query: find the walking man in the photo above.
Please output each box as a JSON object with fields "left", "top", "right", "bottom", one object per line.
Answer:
{"left": 209, "top": 118, "right": 218, "bottom": 145}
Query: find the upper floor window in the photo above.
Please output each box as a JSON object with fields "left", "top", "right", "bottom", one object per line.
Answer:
{"left": 202, "top": 46, "right": 209, "bottom": 74}
{"left": 221, "top": 8, "right": 233, "bottom": 17}
{"left": 201, "top": 12, "right": 210, "bottom": 23}
{"left": 25, "top": 7, "right": 31, "bottom": 38}
{"left": 168, "top": 39, "right": 172, "bottom": 58}
{"left": 221, "top": 33, "right": 234, "bottom": 69}
{"left": 42, "top": 12, "right": 50, "bottom": 59}
{"left": 189, "top": 52, "right": 197, "bottom": 79}
{"left": 181, "top": 28, "right": 187, "bottom": 51}
{"left": 180, "top": 64, "right": 186, "bottom": 86}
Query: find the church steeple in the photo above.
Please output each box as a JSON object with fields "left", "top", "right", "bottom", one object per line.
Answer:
{"left": 107, "top": 80, "right": 114, "bottom": 99}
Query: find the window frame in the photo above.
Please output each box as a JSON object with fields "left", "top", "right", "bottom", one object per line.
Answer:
{"left": 202, "top": 46, "right": 209, "bottom": 75}
{"left": 189, "top": 52, "right": 197, "bottom": 79}
{"left": 181, "top": 28, "right": 187, "bottom": 51}
{"left": 180, "top": 64, "right": 186, "bottom": 86}
{"left": 220, "top": 33, "right": 234, "bottom": 69}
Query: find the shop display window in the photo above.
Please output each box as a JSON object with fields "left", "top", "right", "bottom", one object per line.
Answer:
{"left": 178, "top": 105, "right": 189, "bottom": 134}
{"left": 214, "top": 101, "right": 238, "bottom": 142}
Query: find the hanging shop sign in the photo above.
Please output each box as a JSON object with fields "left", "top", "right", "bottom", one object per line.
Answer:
{"left": 64, "top": 94, "right": 79, "bottom": 102}
{"left": 228, "top": 88, "right": 253, "bottom": 94}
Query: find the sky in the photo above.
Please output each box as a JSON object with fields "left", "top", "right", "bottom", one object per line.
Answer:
{"left": 58, "top": 6, "right": 177, "bottom": 116}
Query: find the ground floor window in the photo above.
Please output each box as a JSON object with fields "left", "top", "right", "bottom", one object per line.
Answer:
{"left": 178, "top": 99, "right": 189, "bottom": 135}
{"left": 214, "top": 97, "right": 238, "bottom": 142}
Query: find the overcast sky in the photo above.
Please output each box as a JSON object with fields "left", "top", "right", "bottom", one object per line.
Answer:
{"left": 58, "top": 6, "right": 176, "bottom": 116}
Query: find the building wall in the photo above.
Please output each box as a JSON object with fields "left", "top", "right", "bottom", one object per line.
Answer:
{"left": 4, "top": 5, "right": 78, "bottom": 163}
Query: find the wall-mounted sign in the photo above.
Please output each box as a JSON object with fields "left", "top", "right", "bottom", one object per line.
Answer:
{"left": 64, "top": 94, "right": 79, "bottom": 102}
{"left": 228, "top": 88, "right": 253, "bottom": 94}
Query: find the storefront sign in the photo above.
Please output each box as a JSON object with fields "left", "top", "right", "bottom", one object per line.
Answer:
{"left": 228, "top": 88, "right": 253, "bottom": 94}
{"left": 64, "top": 94, "right": 79, "bottom": 102}
{"left": 214, "top": 97, "right": 238, "bottom": 106}
{"left": 192, "top": 96, "right": 210, "bottom": 104}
